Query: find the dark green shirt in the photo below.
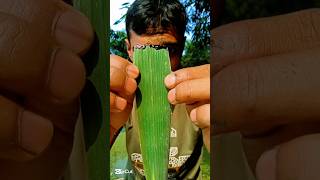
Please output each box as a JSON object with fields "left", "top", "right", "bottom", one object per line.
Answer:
{"left": 125, "top": 103, "right": 203, "bottom": 179}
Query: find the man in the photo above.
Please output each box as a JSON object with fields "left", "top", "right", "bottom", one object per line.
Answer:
{"left": 110, "top": 0, "right": 210, "bottom": 179}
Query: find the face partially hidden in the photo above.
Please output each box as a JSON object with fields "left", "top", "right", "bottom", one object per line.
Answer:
{"left": 126, "top": 30, "right": 184, "bottom": 71}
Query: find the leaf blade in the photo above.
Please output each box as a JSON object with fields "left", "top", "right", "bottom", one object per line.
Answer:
{"left": 134, "top": 47, "right": 172, "bottom": 180}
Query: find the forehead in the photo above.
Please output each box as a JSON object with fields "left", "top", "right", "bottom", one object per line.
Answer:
{"left": 129, "top": 30, "right": 179, "bottom": 46}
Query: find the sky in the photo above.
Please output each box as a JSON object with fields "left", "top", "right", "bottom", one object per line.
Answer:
{"left": 110, "top": 0, "right": 133, "bottom": 31}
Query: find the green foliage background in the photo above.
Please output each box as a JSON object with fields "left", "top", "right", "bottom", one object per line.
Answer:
{"left": 110, "top": 0, "right": 212, "bottom": 68}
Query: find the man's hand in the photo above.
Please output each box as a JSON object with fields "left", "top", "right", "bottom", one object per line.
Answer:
{"left": 165, "top": 64, "right": 210, "bottom": 151}
{"left": 0, "top": 0, "right": 93, "bottom": 179}
{"left": 212, "top": 8, "right": 320, "bottom": 179}
{"left": 256, "top": 133, "right": 320, "bottom": 180}
{"left": 110, "top": 55, "right": 139, "bottom": 144}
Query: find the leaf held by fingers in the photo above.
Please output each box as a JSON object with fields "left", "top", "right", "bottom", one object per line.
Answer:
{"left": 133, "top": 46, "right": 172, "bottom": 180}
{"left": 74, "top": 0, "right": 108, "bottom": 179}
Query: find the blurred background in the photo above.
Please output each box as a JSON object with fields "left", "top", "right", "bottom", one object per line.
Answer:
{"left": 214, "top": 0, "right": 320, "bottom": 27}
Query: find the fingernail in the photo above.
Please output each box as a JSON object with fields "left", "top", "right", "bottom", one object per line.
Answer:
{"left": 116, "top": 96, "right": 127, "bottom": 111}
{"left": 256, "top": 147, "right": 278, "bottom": 180}
{"left": 126, "top": 65, "right": 139, "bottom": 78}
{"left": 190, "top": 109, "right": 197, "bottom": 122}
{"left": 49, "top": 49, "right": 86, "bottom": 102}
{"left": 55, "top": 10, "right": 93, "bottom": 54}
{"left": 164, "top": 74, "right": 176, "bottom": 88}
{"left": 168, "top": 89, "right": 177, "bottom": 104}
{"left": 20, "top": 111, "right": 54, "bottom": 155}
{"left": 125, "top": 78, "right": 137, "bottom": 95}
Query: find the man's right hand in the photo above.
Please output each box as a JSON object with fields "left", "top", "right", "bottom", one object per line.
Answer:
{"left": 212, "top": 8, "right": 320, "bottom": 180}
{"left": 110, "top": 55, "right": 139, "bottom": 143}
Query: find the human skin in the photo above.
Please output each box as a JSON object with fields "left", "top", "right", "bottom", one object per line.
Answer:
{"left": 212, "top": 8, "right": 320, "bottom": 180}
{"left": 110, "top": 30, "right": 211, "bottom": 151}
{"left": 165, "top": 64, "right": 210, "bottom": 152}
{"left": 0, "top": 0, "right": 93, "bottom": 179}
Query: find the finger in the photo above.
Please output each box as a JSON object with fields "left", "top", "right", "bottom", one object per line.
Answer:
{"left": 0, "top": 95, "right": 54, "bottom": 161}
{"left": 190, "top": 103, "right": 211, "bottom": 152}
{"left": 0, "top": 0, "right": 59, "bottom": 20}
{"left": 110, "top": 92, "right": 127, "bottom": 112}
{"left": 212, "top": 8, "right": 320, "bottom": 75}
{"left": 212, "top": 47, "right": 320, "bottom": 132}
{"left": 46, "top": 48, "right": 86, "bottom": 103}
{"left": 110, "top": 65, "right": 138, "bottom": 95}
{"left": 0, "top": 16, "right": 85, "bottom": 103}
{"left": 23, "top": 48, "right": 85, "bottom": 133}
{"left": 0, "top": 13, "right": 41, "bottom": 95}
{"left": 190, "top": 104, "right": 210, "bottom": 129}
{"left": 168, "top": 77, "right": 209, "bottom": 104}
{"left": 241, "top": 121, "right": 320, "bottom": 171}
{"left": 54, "top": 1, "right": 94, "bottom": 55}
{"left": 164, "top": 64, "right": 210, "bottom": 89}
{"left": 256, "top": 133, "right": 320, "bottom": 180}
{"left": 110, "top": 54, "right": 139, "bottom": 79}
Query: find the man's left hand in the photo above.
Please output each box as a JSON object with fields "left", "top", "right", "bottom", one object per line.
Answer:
{"left": 165, "top": 64, "right": 210, "bottom": 152}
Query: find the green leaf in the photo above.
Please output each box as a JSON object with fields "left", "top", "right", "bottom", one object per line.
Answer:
{"left": 133, "top": 47, "right": 172, "bottom": 180}
{"left": 80, "top": 80, "right": 102, "bottom": 151}
{"left": 73, "top": 1, "right": 108, "bottom": 180}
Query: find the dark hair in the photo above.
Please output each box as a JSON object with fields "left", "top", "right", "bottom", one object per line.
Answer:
{"left": 125, "top": 0, "right": 187, "bottom": 41}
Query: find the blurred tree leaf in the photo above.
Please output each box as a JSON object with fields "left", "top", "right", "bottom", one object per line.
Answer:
{"left": 120, "top": 2, "right": 131, "bottom": 9}
{"left": 113, "top": 1, "right": 131, "bottom": 25}
{"left": 110, "top": 29, "right": 128, "bottom": 59}
{"left": 181, "top": 40, "right": 210, "bottom": 67}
